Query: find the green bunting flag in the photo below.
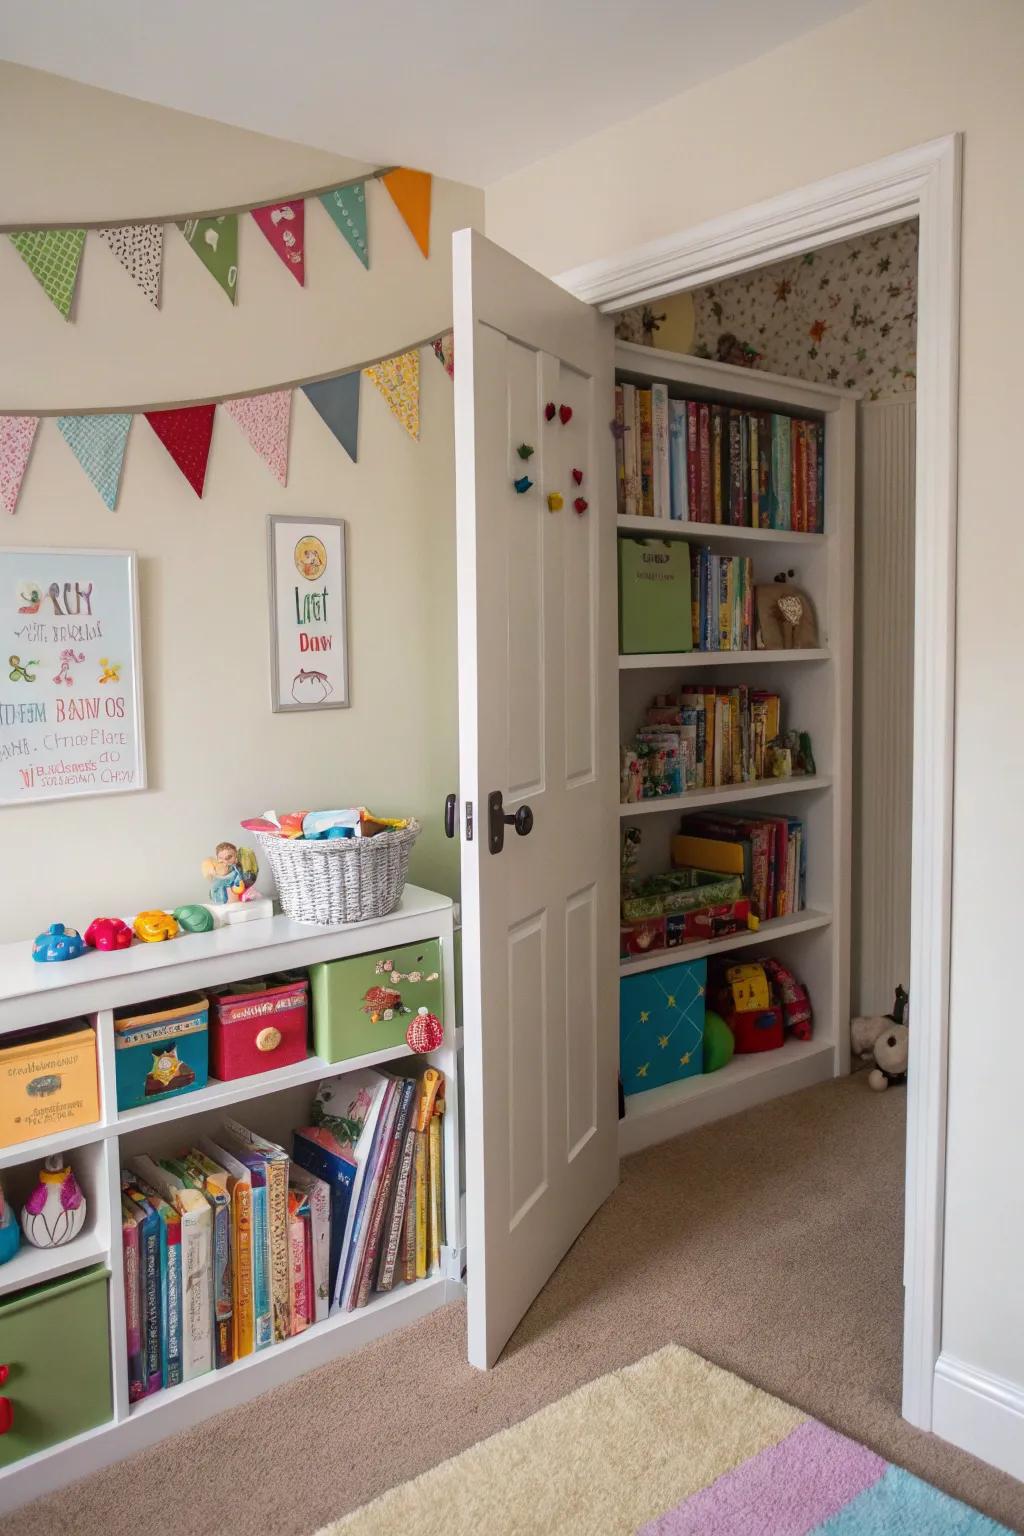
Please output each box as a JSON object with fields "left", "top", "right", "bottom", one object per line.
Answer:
{"left": 319, "top": 183, "right": 369, "bottom": 269}
{"left": 9, "top": 229, "right": 86, "bottom": 319}
{"left": 176, "top": 215, "right": 238, "bottom": 303}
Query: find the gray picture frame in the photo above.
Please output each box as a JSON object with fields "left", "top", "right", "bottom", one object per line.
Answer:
{"left": 267, "top": 513, "right": 350, "bottom": 712}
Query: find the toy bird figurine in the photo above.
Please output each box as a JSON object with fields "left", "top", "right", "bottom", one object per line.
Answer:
{"left": 202, "top": 841, "right": 259, "bottom": 904}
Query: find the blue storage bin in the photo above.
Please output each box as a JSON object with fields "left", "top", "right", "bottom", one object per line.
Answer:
{"left": 620, "top": 958, "right": 706, "bottom": 1096}
{"left": 113, "top": 993, "right": 209, "bottom": 1110}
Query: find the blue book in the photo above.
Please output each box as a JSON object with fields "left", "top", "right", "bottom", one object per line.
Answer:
{"left": 668, "top": 401, "right": 689, "bottom": 521}
{"left": 124, "top": 1172, "right": 183, "bottom": 1388}
{"left": 292, "top": 1129, "right": 356, "bottom": 1310}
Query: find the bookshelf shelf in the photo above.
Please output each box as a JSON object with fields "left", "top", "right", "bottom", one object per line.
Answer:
{"left": 0, "top": 1226, "right": 107, "bottom": 1300}
{"left": 620, "top": 648, "right": 830, "bottom": 670}
{"left": 619, "top": 774, "right": 832, "bottom": 817}
{"left": 616, "top": 514, "right": 827, "bottom": 546}
{"left": 620, "top": 909, "right": 833, "bottom": 977}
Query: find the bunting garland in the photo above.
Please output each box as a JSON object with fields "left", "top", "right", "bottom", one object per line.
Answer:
{"left": 302, "top": 372, "right": 361, "bottom": 463}
{"left": 144, "top": 404, "right": 216, "bottom": 496}
{"left": 57, "top": 413, "right": 132, "bottom": 510}
{"left": 9, "top": 229, "right": 86, "bottom": 319}
{"left": 366, "top": 350, "right": 420, "bottom": 440}
{"left": 319, "top": 182, "right": 369, "bottom": 269}
{"left": 382, "top": 169, "right": 432, "bottom": 258}
{"left": 224, "top": 391, "right": 292, "bottom": 485}
{"left": 250, "top": 202, "right": 305, "bottom": 285}
{"left": 97, "top": 224, "right": 163, "bottom": 307}
{"left": 0, "top": 416, "right": 39, "bottom": 514}
{"left": 432, "top": 330, "right": 455, "bottom": 380}
{"left": 176, "top": 215, "right": 239, "bottom": 303}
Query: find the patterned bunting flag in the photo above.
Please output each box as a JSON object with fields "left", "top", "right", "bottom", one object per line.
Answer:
{"left": 250, "top": 202, "right": 305, "bottom": 286}
{"left": 0, "top": 416, "right": 40, "bottom": 514}
{"left": 432, "top": 331, "right": 454, "bottom": 380}
{"left": 57, "top": 413, "right": 132, "bottom": 510}
{"left": 9, "top": 229, "right": 86, "bottom": 319}
{"left": 319, "top": 183, "right": 369, "bottom": 269}
{"left": 302, "top": 372, "right": 360, "bottom": 463}
{"left": 365, "top": 350, "right": 420, "bottom": 440}
{"left": 382, "top": 169, "right": 431, "bottom": 259}
{"left": 176, "top": 216, "right": 238, "bottom": 303}
{"left": 97, "top": 224, "right": 163, "bottom": 307}
{"left": 224, "top": 391, "right": 292, "bottom": 485}
{"left": 144, "top": 404, "right": 216, "bottom": 496}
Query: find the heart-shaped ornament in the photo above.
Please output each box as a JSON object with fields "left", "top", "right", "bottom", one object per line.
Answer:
{"left": 571, "top": 467, "right": 583, "bottom": 485}
{"left": 544, "top": 402, "right": 556, "bottom": 421}
{"left": 573, "top": 497, "right": 588, "bottom": 515}
{"left": 559, "top": 404, "right": 573, "bottom": 425}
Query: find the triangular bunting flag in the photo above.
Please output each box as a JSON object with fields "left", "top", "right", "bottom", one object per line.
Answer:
{"left": 0, "top": 416, "right": 39, "bottom": 514}
{"left": 176, "top": 216, "right": 238, "bottom": 304}
{"left": 250, "top": 202, "right": 305, "bottom": 286}
{"left": 97, "top": 224, "right": 163, "bottom": 307}
{"left": 432, "top": 331, "right": 454, "bottom": 380}
{"left": 319, "top": 183, "right": 369, "bottom": 269}
{"left": 9, "top": 229, "right": 86, "bottom": 319}
{"left": 381, "top": 169, "right": 431, "bottom": 259}
{"left": 224, "top": 391, "right": 292, "bottom": 486}
{"left": 365, "top": 350, "right": 420, "bottom": 440}
{"left": 301, "top": 372, "right": 360, "bottom": 463}
{"left": 144, "top": 404, "right": 216, "bottom": 496}
{"left": 57, "top": 413, "right": 132, "bottom": 510}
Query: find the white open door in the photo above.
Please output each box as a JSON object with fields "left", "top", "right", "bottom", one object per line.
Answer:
{"left": 453, "top": 228, "right": 619, "bottom": 1368}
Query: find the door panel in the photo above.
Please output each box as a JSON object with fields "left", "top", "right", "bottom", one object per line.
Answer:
{"left": 454, "top": 228, "right": 618, "bottom": 1368}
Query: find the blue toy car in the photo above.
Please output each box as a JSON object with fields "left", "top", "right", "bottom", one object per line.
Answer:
{"left": 31, "top": 922, "right": 86, "bottom": 963}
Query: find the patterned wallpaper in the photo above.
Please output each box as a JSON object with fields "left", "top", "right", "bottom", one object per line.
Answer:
{"left": 617, "top": 219, "right": 918, "bottom": 401}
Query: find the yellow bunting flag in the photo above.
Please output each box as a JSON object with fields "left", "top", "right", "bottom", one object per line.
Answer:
{"left": 365, "top": 350, "right": 420, "bottom": 441}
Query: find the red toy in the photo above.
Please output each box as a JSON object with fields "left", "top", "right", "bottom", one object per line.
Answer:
{"left": 84, "top": 916, "right": 133, "bottom": 952}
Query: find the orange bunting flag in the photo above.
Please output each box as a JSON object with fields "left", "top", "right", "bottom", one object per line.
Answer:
{"left": 382, "top": 169, "right": 432, "bottom": 259}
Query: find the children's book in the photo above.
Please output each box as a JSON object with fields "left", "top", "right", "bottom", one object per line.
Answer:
{"left": 125, "top": 1171, "right": 184, "bottom": 1389}
{"left": 668, "top": 399, "right": 688, "bottom": 522}
{"left": 129, "top": 1154, "right": 213, "bottom": 1380}
{"left": 429, "top": 1088, "right": 445, "bottom": 1273}
{"left": 354, "top": 1077, "right": 416, "bottom": 1309}
{"left": 651, "top": 382, "right": 670, "bottom": 520}
{"left": 376, "top": 1114, "right": 417, "bottom": 1293}
{"left": 120, "top": 1195, "right": 151, "bottom": 1402}
{"left": 198, "top": 1136, "right": 257, "bottom": 1357}
{"left": 287, "top": 1184, "right": 312, "bottom": 1334}
{"left": 120, "top": 1176, "right": 165, "bottom": 1398}
{"left": 178, "top": 1148, "right": 235, "bottom": 1369}
{"left": 288, "top": 1162, "right": 331, "bottom": 1323}
{"left": 339, "top": 1078, "right": 402, "bottom": 1311}
{"left": 221, "top": 1118, "right": 290, "bottom": 1343}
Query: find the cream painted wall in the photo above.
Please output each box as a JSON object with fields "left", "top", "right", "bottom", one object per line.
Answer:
{"left": 0, "top": 64, "right": 483, "bottom": 937}
{"left": 487, "top": 0, "right": 1024, "bottom": 1434}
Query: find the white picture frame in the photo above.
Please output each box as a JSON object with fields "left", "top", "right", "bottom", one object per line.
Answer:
{"left": 0, "top": 547, "right": 146, "bottom": 806}
{"left": 267, "top": 514, "right": 349, "bottom": 712}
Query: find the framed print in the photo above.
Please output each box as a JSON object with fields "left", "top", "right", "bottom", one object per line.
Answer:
{"left": 0, "top": 547, "right": 146, "bottom": 806}
{"left": 267, "top": 514, "right": 349, "bottom": 712}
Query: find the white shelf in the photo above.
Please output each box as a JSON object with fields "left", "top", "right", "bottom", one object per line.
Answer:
{"left": 617, "top": 514, "right": 826, "bottom": 546}
{"left": 0, "top": 1122, "right": 109, "bottom": 1173}
{"left": 0, "top": 1226, "right": 107, "bottom": 1298}
{"left": 619, "top": 1036, "right": 836, "bottom": 1156}
{"left": 620, "top": 909, "right": 833, "bottom": 977}
{"left": 619, "top": 774, "right": 832, "bottom": 817}
{"left": 620, "top": 648, "right": 830, "bottom": 670}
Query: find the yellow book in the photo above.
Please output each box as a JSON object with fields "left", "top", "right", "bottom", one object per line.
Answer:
{"left": 672, "top": 833, "right": 746, "bottom": 875}
{"left": 428, "top": 1099, "right": 444, "bottom": 1272}
{"left": 414, "top": 1131, "right": 429, "bottom": 1280}
{"left": 703, "top": 689, "right": 716, "bottom": 788}
{"left": 198, "top": 1137, "right": 255, "bottom": 1359}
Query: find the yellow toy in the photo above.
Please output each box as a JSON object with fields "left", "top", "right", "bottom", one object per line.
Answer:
{"left": 547, "top": 492, "right": 564, "bottom": 512}
{"left": 725, "top": 962, "right": 771, "bottom": 1013}
{"left": 133, "top": 910, "right": 180, "bottom": 943}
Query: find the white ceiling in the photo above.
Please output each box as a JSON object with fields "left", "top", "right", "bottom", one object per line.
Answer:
{"left": 1, "top": 0, "right": 867, "bottom": 186}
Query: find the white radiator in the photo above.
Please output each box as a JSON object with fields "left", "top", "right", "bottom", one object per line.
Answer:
{"left": 853, "top": 398, "right": 915, "bottom": 1017}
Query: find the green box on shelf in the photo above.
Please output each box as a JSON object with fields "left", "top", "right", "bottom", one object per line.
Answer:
{"left": 0, "top": 1266, "right": 113, "bottom": 1466}
{"left": 620, "top": 957, "right": 706, "bottom": 1097}
{"left": 310, "top": 939, "right": 443, "bottom": 1063}
{"left": 618, "top": 535, "right": 693, "bottom": 654}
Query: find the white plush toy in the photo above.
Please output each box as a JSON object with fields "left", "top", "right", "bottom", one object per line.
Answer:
{"left": 850, "top": 985, "right": 909, "bottom": 1090}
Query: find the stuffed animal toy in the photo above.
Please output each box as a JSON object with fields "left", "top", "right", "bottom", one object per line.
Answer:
{"left": 850, "top": 985, "right": 908, "bottom": 1062}
{"left": 868, "top": 1021, "right": 909, "bottom": 1091}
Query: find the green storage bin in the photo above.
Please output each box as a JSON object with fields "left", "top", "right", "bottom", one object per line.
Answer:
{"left": 310, "top": 939, "right": 444, "bottom": 1062}
{"left": 618, "top": 535, "right": 693, "bottom": 654}
{"left": 0, "top": 1265, "right": 112, "bottom": 1465}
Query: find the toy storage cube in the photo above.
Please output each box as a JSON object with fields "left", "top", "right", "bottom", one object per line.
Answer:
{"left": 310, "top": 939, "right": 443, "bottom": 1062}
{"left": 209, "top": 973, "right": 309, "bottom": 1081}
{"left": 113, "top": 994, "right": 209, "bottom": 1110}
{"left": 0, "top": 1022, "right": 98, "bottom": 1148}
{"left": 618, "top": 536, "right": 693, "bottom": 654}
{"left": 620, "top": 958, "right": 706, "bottom": 1096}
{"left": 0, "top": 1265, "right": 113, "bottom": 1466}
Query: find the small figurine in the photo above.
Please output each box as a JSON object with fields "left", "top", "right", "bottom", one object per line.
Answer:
{"left": 21, "top": 1155, "right": 86, "bottom": 1249}
{"left": 133, "top": 910, "right": 180, "bottom": 943}
{"left": 31, "top": 923, "right": 86, "bottom": 963}
{"left": 0, "top": 1177, "right": 20, "bottom": 1266}
{"left": 406, "top": 1008, "right": 444, "bottom": 1053}
{"left": 173, "top": 904, "right": 215, "bottom": 934}
{"left": 201, "top": 842, "right": 259, "bottom": 904}
{"left": 84, "top": 916, "right": 133, "bottom": 952}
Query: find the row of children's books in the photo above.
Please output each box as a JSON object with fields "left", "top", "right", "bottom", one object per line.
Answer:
{"left": 120, "top": 1065, "right": 445, "bottom": 1400}
{"left": 674, "top": 812, "right": 806, "bottom": 922}
{"left": 621, "top": 686, "right": 783, "bottom": 802}
{"left": 614, "top": 382, "right": 825, "bottom": 532}
{"left": 691, "top": 548, "right": 755, "bottom": 652}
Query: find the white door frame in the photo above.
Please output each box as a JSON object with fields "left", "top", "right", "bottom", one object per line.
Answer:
{"left": 556, "top": 134, "right": 961, "bottom": 1433}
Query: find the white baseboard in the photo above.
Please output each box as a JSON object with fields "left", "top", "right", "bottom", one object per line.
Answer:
{"left": 932, "top": 1353, "right": 1024, "bottom": 1483}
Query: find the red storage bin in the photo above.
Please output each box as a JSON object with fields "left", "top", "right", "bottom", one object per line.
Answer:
{"left": 209, "top": 973, "right": 309, "bottom": 1080}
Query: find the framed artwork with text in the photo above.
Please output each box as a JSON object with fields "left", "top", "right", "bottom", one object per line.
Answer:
{"left": 267, "top": 514, "right": 349, "bottom": 712}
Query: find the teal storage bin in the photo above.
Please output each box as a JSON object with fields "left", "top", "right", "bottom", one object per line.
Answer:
{"left": 620, "top": 958, "right": 706, "bottom": 1096}
{"left": 113, "top": 993, "right": 209, "bottom": 1110}
{"left": 0, "top": 1266, "right": 113, "bottom": 1465}
{"left": 618, "top": 535, "right": 693, "bottom": 654}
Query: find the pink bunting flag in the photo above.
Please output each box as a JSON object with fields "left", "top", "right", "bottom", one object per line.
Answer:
{"left": 250, "top": 201, "right": 305, "bottom": 286}
{"left": 0, "top": 416, "right": 40, "bottom": 514}
{"left": 224, "top": 391, "right": 292, "bottom": 486}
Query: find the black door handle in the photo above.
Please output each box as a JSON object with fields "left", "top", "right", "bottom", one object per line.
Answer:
{"left": 488, "top": 791, "right": 534, "bottom": 855}
{"left": 444, "top": 793, "right": 457, "bottom": 839}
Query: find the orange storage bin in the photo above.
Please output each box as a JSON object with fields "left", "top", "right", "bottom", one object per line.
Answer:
{"left": 0, "top": 1021, "right": 99, "bottom": 1147}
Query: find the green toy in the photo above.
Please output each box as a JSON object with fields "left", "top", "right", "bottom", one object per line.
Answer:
{"left": 173, "top": 904, "right": 215, "bottom": 935}
{"left": 703, "top": 1010, "right": 735, "bottom": 1073}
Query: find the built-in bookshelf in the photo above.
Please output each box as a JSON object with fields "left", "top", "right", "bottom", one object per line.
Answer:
{"left": 615, "top": 342, "right": 855, "bottom": 1155}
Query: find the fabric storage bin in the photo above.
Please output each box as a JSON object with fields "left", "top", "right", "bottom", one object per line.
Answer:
{"left": 620, "top": 957, "right": 706, "bottom": 1096}
{"left": 0, "top": 1021, "right": 99, "bottom": 1148}
{"left": 209, "top": 973, "right": 309, "bottom": 1081}
{"left": 618, "top": 536, "right": 693, "bottom": 654}
{"left": 0, "top": 1265, "right": 113, "bottom": 1466}
{"left": 310, "top": 939, "right": 443, "bottom": 1062}
{"left": 113, "top": 994, "right": 209, "bottom": 1110}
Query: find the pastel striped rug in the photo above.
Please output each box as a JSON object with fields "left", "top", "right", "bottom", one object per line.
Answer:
{"left": 318, "top": 1345, "right": 1010, "bottom": 1535}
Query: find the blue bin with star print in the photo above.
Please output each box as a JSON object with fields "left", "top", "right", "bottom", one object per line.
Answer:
{"left": 620, "top": 959, "right": 706, "bottom": 1096}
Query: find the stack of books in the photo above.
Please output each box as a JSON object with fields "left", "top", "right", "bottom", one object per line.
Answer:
{"left": 690, "top": 548, "right": 754, "bottom": 651}
{"left": 673, "top": 812, "right": 806, "bottom": 922}
{"left": 621, "top": 685, "right": 783, "bottom": 802}
{"left": 120, "top": 1065, "right": 446, "bottom": 1401}
{"left": 614, "top": 383, "right": 825, "bottom": 532}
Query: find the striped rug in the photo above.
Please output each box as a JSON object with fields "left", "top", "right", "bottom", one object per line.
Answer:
{"left": 317, "top": 1345, "right": 1010, "bottom": 1535}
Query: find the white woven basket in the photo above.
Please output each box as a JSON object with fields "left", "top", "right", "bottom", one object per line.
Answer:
{"left": 254, "top": 821, "right": 420, "bottom": 926}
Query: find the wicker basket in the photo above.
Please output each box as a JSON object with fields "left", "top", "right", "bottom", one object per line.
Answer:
{"left": 254, "top": 821, "right": 420, "bottom": 926}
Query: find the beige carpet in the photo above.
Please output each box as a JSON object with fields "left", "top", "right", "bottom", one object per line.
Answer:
{"left": 8, "top": 1076, "right": 1024, "bottom": 1535}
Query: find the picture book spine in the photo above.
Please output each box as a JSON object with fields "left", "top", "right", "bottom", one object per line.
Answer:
{"left": 727, "top": 410, "right": 744, "bottom": 526}
{"left": 771, "top": 414, "right": 792, "bottom": 530}
{"left": 792, "top": 420, "right": 807, "bottom": 533}
{"left": 729, "top": 690, "right": 742, "bottom": 785}
{"left": 341, "top": 1081, "right": 400, "bottom": 1310}
{"left": 806, "top": 421, "right": 819, "bottom": 535}
{"left": 703, "top": 686, "right": 716, "bottom": 788}
{"left": 686, "top": 402, "right": 699, "bottom": 519}
{"left": 621, "top": 383, "right": 637, "bottom": 516}
{"left": 668, "top": 400, "right": 688, "bottom": 521}
{"left": 748, "top": 414, "right": 760, "bottom": 527}
{"left": 231, "top": 1180, "right": 255, "bottom": 1358}
{"left": 652, "top": 382, "right": 670, "bottom": 519}
{"left": 356, "top": 1080, "right": 415, "bottom": 1308}
{"left": 209, "top": 1196, "right": 233, "bottom": 1369}
{"left": 140, "top": 1206, "right": 162, "bottom": 1396}
{"left": 307, "top": 1178, "right": 331, "bottom": 1323}
{"left": 689, "top": 547, "right": 701, "bottom": 649}
{"left": 717, "top": 557, "right": 729, "bottom": 651}
{"left": 249, "top": 1183, "right": 271, "bottom": 1348}
{"left": 613, "top": 385, "right": 625, "bottom": 515}
{"left": 162, "top": 1210, "right": 184, "bottom": 1388}
{"left": 414, "top": 1131, "right": 429, "bottom": 1280}
{"left": 401, "top": 1171, "right": 417, "bottom": 1285}
{"left": 378, "top": 1123, "right": 417, "bottom": 1293}
{"left": 180, "top": 1207, "right": 213, "bottom": 1379}
{"left": 287, "top": 1195, "right": 311, "bottom": 1334}
{"left": 121, "top": 1204, "right": 145, "bottom": 1402}
{"left": 757, "top": 411, "right": 772, "bottom": 527}
{"left": 698, "top": 404, "right": 711, "bottom": 522}
{"left": 815, "top": 421, "right": 825, "bottom": 532}
{"left": 711, "top": 405, "right": 724, "bottom": 523}
{"left": 638, "top": 389, "right": 654, "bottom": 517}
{"left": 429, "top": 1108, "right": 444, "bottom": 1272}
